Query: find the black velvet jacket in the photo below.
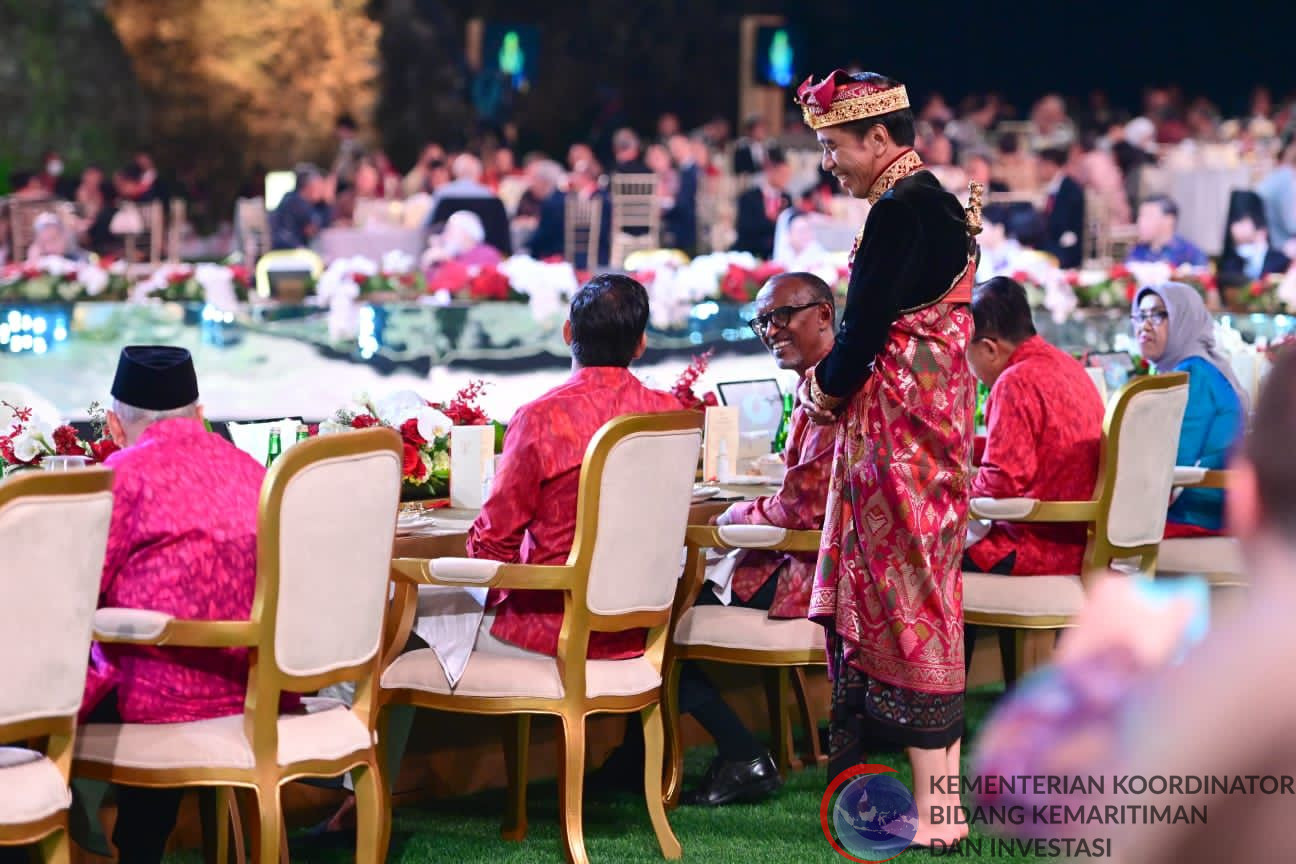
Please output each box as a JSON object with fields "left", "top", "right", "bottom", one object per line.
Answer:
{"left": 815, "top": 169, "right": 971, "bottom": 399}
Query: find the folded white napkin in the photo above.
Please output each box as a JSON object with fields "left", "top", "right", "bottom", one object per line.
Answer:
{"left": 966, "top": 519, "right": 991, "bottom": 545}
{"left": 412, "top": 585, "right": 489, "bottom": 687}
{"left": 704, "top": 549, "right": 748, "bottom": 605}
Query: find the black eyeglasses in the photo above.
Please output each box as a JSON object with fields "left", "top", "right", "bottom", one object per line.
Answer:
{"left": 1130, "top": 310, "right": 1169, "bottom": 327}
{"left": 747, "top": 302, "right": 826, "bottom": 338}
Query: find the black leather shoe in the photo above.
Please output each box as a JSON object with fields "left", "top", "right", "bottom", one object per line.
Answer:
{"left": 681, "top": 752, "right": 782, "bottom": 806}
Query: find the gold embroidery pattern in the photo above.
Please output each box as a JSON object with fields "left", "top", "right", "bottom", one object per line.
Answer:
{"left": 801, "top": 85, "right": 911, "bottom": 130}
{"left": 866, "top": 150, "right": 924, "bottom": 205}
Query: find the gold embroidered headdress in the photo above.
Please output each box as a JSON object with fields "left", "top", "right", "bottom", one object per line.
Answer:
{"left": 795, "top": 70, "right": 910, "bottom": 131}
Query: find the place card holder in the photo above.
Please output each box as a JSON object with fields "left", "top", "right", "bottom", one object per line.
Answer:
{"left": 450, "top": 426, "right": 495, "bottom": 509}
{"left": 703, "top": 406, "right": 741, "bottom": 483}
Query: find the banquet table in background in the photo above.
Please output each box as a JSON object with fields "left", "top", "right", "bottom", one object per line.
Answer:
{"left": 317, "top": 225, "right": 426, "bottom": 263}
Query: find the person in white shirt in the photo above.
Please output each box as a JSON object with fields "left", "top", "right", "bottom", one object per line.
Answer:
{"left": 975, "top": 204, "right": 1026, "bottom": 281}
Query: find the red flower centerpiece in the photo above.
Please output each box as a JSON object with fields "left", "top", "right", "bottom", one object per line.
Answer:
{"left": 672, "top": 350, "right": 719, "bottom": 410}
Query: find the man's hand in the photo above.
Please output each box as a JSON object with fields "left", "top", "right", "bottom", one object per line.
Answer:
{"left": 804, "top": 403, "right": 839, "bottom": 426}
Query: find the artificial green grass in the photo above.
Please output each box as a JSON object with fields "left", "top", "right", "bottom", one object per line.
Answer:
{"left": 167, "top": 685, "right": 1040, "bottom": 863}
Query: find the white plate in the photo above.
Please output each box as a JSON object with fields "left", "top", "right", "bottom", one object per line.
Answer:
{"left": 717, "top": 474, "right": 781, "bottom": 486}
{"left": 691, "top": 485, "right": 721, "bottom": 502}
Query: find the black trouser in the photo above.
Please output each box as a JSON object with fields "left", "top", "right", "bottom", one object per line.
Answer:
{"left": 618, "top": 571, "right": 780, "bottom": 765}
{"left": 962, "top": 550, "right": 1020, "bottom": 682}
{"left": 86, "top": 693, "right": 184, "bottom": 864}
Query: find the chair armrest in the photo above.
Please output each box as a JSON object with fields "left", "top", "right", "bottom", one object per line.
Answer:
{"left": 1173, "top": 467, "right": 1233, "bottom": 489}
{"left": 94, "top": 608, "right": 171, "bottom": 642}
{"left": 391, "top": 557, "right": 577, "bottom": 590}
{"left": 93, "top": 608, "right": 257, "bottom": 647}
{"left": 969, "top": 498, "right": 1099, "bottom": 523}
{"left": 684, "top": 524, "right": 821, "bottom": 552}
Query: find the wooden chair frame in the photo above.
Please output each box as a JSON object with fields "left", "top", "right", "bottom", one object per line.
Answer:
{"left": 965, "top": 372, "right": 1189, "bottom": 679}
{"left": 73, "top": 429, "right": 402, "bottom": 864}
{"left": 661, "top": 524, "right": 826, "bottom": 808}
{"left": 0, "top": 470, "right": 114, "bottom": 864}
{"left": 385, "top": 411, "right": 702, "bottom": 864}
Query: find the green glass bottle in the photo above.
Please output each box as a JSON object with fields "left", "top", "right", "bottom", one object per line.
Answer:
{"left": 771, "top": 391, "right": 794, "bottom": 453}
{"left": 296, "top": 425, "right": 310, "bottom": 443}
{"left": 265, "top": 426, "right": 282, "bottom": 467}
{"left": 974, "top": 381, "right": 990, "bottom": 431}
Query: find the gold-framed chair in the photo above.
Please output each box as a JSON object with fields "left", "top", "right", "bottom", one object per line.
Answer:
{"left": 0, "top": 469, "right": 114, "bottom": 864}
{"left": 385, "top": 411, "right": 703, "bottom": 864}
{"left": 662, "top": 523, "right": 826, "bottom": 808}
{"left": 73, "top": 428, "right": 403, "bottom": 864}
{"left": 1157, "top": 468, "right": 1245, "bottom": 587}
{"left": 963, "top": 372, "right": 1190, "bottom": 681}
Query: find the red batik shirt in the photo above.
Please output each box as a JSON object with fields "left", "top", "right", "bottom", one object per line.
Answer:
{"left": 81, "top": 418, "right": 272, "bottom": 723}
{"left": 717, "top": 373, "right": 834, "bottom": 618}
{"left": 966, "top": 335, "right": 1106, "bottom": 575}
{"left": 467, "top": 366, "right": 683, "bottom": 659}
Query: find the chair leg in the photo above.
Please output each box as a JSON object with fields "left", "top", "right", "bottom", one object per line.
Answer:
{"left": 641, "top": 703, "right": 683, "bottom": 860}
{"left": 557, "top": 712, "right": 588, "bottom": 864}
{"left": 38, "top": 825, "right": 70, "bottom": 864}
{"left": 790, "top": 667, "right": 826, "bottom": 768}
{"left": 352, "top": 758, "right": 390, "bottom": 864}
{"left": 660, "top": 659, "right": 685, "bottom": 809}
{"left": 763, "top": 667, "right": 794, "bottom": 775}
{"left": 501, "top": 715, "right": 531, "bottom": 842}
{"left": 199, "top": 787, "right": 236, "bottom": 864}
{"left": 254, "top": 783, "right": 283, "bottom": 864}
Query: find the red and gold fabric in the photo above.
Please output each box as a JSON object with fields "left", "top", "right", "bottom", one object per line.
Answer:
{"left": 466, "top": 365, "right": 683, "bottom": 659}
{"left": 802, "top": 145, "right": 978, "bottom": 750}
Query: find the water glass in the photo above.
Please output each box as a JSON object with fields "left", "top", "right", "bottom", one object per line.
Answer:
{"left": 43, "top": 455, "right": 89, "bottom": 472}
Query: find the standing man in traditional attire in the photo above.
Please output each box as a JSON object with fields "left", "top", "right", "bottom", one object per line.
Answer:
{"left": 796, "top": 70, "right": 981, "bottom": 848}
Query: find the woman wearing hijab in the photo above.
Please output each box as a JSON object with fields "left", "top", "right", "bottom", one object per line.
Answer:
{"left": 1132, "top": 282, "right": 1246, "bottom": 535}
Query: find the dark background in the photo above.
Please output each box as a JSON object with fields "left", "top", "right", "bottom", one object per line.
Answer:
{"left": 381, "top": 0, "right": 1296, "bottom": 163}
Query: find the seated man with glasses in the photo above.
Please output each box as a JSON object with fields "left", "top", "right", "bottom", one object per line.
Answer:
{"left": 600, "top": 272, "right": 838, "bottom": 805}
{"left": 963, "top": 277, "right": 1106, "bottom": 578}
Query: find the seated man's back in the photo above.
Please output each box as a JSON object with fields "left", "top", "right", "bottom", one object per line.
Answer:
{"left": 83, "top": 346, "right": 268, "bottom": 723}
{"left": 965, "top": 278, "right": 1105, "bottom": 575}
{"left": 467, "top": 275, "right": 683, "bottom": 658}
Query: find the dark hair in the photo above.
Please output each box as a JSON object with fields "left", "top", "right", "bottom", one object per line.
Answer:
{"left": 836, "top": 72, "right": 916, "bottom": 147}
{"left": 1141, "top": 194, "right": 1180, "bottom": 220}
{"left": 1039, "top": 147, "right": 1068, "bottom": 167}
{"left": 771, "top": 271, "right": 836, "bottom": 314}
{"left": 119, "top": 161, "right": 144, "bottom": 182}
{"left": 997, "top": 132, "right": 1021, "bottom": 156}
{"left": 1249, "top": 346, "right": 1296, "bottom": 537}
{"left": 569, "top": 274, "right": 650, "bottom": 367}
{"left": 1233, "top": 209, "right": 1267, "bottom": 231}
{"left": 765, "top": 146, "right": 788, "bottom": 166}
{"left": 971, "top": 277, "right": 1037, "bottom": 344}
{"left": 982, "top": 203, "right": 1012, "bottom": 230}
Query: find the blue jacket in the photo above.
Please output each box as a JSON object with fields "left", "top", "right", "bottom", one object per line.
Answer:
{"left": 1167, "top": 357, "right": 1244, "bottom": 531}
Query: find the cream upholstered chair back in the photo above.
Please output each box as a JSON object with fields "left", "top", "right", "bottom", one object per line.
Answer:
{"left": 261, "top": 429, "right": 402, "bottom": 679}
{"left": 576, "top": 413, "right": 701, "bottom": 618}
{"left": 1093, "top": 372, "right": 1189, "bottom": 563}
{"left": 0, "top": 470, "right": 112, "bottom": 727}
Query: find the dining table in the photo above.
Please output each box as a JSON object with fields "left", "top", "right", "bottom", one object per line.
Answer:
{"left": 391, "top": 482, "right": 780, "bottom": 559}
